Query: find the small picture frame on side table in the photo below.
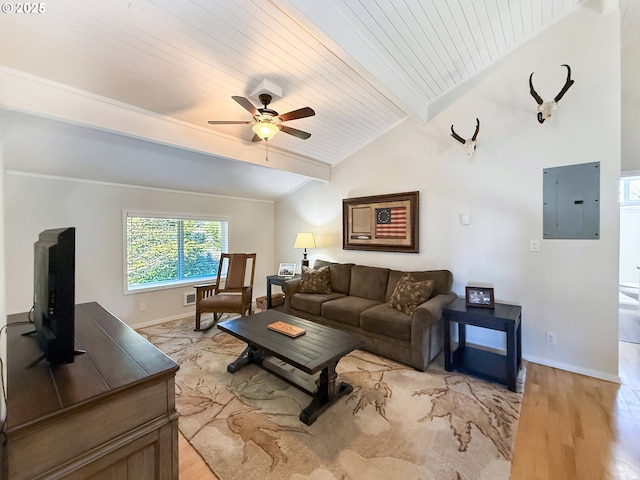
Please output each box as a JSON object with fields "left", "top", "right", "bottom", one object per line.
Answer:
{"left": 278, "top": 263, "right": 296, "bottom": 277}
{"left": 465, "top": 286, "right": 495, "bottom": 308}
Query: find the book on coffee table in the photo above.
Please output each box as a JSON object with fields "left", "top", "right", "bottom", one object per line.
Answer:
{"left": 267, "top": 321, "right": 306, "bottom": 338}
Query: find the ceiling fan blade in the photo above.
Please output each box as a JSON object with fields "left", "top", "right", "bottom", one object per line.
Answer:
{"left": 207, "top": 120, "right": 252, "bottom": 124}
{"left": 279, "top": 125, "right": 312, "bottom": 140}
{"left": 232, "top": 95, "right": 258, "bottom": 116}
{"left": 278, "top": 107, "right": 315, "bottom": 122}
{"left": 251, "top": 133, "right": 262, "bottom": 142}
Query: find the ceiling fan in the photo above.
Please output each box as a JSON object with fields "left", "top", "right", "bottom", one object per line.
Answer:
{"left": 208, "top": 94, "right": 315, "bottom": 142}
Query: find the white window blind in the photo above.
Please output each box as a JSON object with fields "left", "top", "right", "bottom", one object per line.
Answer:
{"left": 620, "top": 176, "right": 640, "bottom": 206}
{"left": 125, "top": 213, "right": 228, "bottom": 291}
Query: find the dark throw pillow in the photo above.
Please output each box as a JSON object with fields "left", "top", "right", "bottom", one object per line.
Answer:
{"left": 389, "top": 273, "right": 434, "bottom": 315}
{"left": 298, "top": 265, "right": 332, "bottom": 294}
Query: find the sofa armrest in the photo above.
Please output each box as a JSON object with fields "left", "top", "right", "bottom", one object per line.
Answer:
{"left": 282, "top": 277, "right": 302, "bottom": 311}
{"left": 410, "top": 292, "right": 457, "bottom": 370}
{"left": 413, "top": 292, "right": 457, "bottom": 324}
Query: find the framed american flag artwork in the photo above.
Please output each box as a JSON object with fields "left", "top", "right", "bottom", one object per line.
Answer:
{"left": 342, "top": 191, "right": 419, "bottom": 252}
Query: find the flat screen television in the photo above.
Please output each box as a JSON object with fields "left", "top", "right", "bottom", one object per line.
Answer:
{"left": 31, "top": 227, "right": 76, "bottom": 364}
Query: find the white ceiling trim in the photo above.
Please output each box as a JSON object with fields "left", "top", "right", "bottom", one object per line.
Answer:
{"left": 0, "top": 66, "right": 331, "bottom": 182}
{"left": 5, "top": 170, "right": 278, "bottom": 204}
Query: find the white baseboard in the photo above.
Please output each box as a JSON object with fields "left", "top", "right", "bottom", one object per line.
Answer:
{"left": 131, "top": 312, "right": 194, "bottom": 330}
{"left": 524, "top": 354, "right": 621, "bottom": 384}
{"left": 130, "top": 307, "right": 252, "bottom": 330}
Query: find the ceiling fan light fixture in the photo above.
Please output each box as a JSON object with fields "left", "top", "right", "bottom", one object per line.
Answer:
{"left": 252, "top": 121, "right": 279, "bottom": 141}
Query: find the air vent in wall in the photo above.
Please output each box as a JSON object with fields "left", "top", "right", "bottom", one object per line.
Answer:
{"left": 184, "top": 292, "right": 196, "bottom": 306}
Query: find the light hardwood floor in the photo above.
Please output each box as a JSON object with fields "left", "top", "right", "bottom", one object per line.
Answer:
{"left": 511, "top": 341, "right": 640, "bottom": 479}
{"left": 178, "top": 433, "right": 218, "bottom": 480}
{"left": 178, "top": 341, "right": 640, "bottom": 480}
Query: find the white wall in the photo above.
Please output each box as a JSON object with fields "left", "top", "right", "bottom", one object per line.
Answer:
{"left": 622, "top": 39, "right": 640, "bottom": 171}
{"left": 276, "top": 6, "right": 621, "bottom": 381}
{"left": 2, "top": 124, "right": 275, "bottom": 327}
{"left": 620, "top": 205, "right": 640, "bottom": 285}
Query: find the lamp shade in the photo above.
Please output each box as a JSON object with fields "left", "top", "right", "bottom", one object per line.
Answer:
{"left": 294, "top": 232, "right": 317, "bottom": 249}
{"left": 252, "top": 121, "right": 279, "bottom": 141}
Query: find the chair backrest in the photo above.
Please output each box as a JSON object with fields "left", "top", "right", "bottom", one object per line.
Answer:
{"left": 217, "top": 253, "right": 256, "bottom": 292}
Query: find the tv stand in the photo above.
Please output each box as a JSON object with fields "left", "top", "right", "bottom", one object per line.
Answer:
{"left": 5, "top": 302, "right": 179, "bottom": 480}
{"left": 20, "top": 329, "right": 87, "bottom": 366}
{"left": 24, "top": 348, "right": 86, "bottom": 368}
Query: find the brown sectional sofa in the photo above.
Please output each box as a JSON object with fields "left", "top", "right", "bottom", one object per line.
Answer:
{"left": 282, "top": 260, "right": 456, "bottom": 371}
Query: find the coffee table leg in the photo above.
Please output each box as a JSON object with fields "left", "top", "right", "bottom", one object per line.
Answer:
{"left": 227, "top": 345, "right": 265, "bottom": 373}
{"left": 300, "top": 360, "right": 352, "bottom": 426}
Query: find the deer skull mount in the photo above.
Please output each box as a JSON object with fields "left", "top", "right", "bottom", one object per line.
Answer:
{"left": 450, "top": 118, "right": 480, "bottom": 158}
{"left": 529, "top": 64, "right": 575, "bottom": 124}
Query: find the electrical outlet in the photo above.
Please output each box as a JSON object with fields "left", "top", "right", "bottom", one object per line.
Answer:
{"left": 546, "top": 331, "right": 556, "bottom": 345}
{"left": 139, "top": 302, "right": 146, "bottom": 312}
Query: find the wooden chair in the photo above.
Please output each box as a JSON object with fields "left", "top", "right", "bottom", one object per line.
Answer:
{"left": 193, "top": 253, "right": 256, "bottom": 331}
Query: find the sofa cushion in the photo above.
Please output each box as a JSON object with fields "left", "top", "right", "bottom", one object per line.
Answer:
{"left": 312, "top": 261, "right": 354, "bottom": 295}
{"left": 388, "top": 273, "right": 434, "bottom": 315}
{"left": 298, "top": 265, "right": 332, "bottom": 294}
{"left": 321, "top": 296, "right": 381, "bottom": 327}
{"left": 386, "top": 269, "right": 452, "bottom": 300}
{"left": 313, "top": 259, "right": 331, "bottom": 270}
{"left": 349, "top": 265, "right": 389, "bottom": 302}
{"left": 291, "top": 292, "right": 345, "bottom": 316}
{"left": 360, "top": 303, "right": 412, "bottom": 341}
{"left": 329, "top": 263, "right": 354, "bottom": 295}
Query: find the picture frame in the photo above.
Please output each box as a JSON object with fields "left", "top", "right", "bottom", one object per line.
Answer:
{"left": 343, "top": 191, "right": 419, "bottom": 253}
{"left": 277, "top": 263, "right": 296, "bottom": 277}
{"left": 465, "top": 286, "right": 495, "bottom": 308}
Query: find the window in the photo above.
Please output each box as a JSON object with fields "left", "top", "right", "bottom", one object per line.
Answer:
{"left": 125, "top": 212, "right": 228, "bottom": 292}
{"left": 620, "top": 176, "right": 640, "bottom": 206}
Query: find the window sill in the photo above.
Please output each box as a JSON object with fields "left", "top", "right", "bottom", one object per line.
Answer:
{"left": 125, "top": 277, "right": 217, "bottom": 295}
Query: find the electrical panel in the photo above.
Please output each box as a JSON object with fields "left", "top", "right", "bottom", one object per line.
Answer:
{"left": 543, "top": 162, "right": 600, "bottom": 239}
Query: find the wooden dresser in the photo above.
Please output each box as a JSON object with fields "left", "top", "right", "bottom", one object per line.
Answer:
{"left": 5, "top": 302, "right": 179, "bottom": 480}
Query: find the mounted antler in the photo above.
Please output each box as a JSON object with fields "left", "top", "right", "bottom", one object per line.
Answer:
{"left": 450, "top": 118, "right": 480, "bottom": 158}
{"left": 529, "top": 64, "right": 575, "bottom": 124}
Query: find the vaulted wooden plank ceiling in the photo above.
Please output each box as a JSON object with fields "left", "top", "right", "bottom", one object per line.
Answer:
{"left": 0, "top": 0, "right": 633, "bottom": 200}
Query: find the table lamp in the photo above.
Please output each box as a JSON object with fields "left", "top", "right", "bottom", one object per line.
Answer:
{"left": 294, "top": 232, "right": 316, "bottom": 267}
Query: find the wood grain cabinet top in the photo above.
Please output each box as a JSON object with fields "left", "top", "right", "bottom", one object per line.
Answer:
{"left": 5, "top": 302, "right": 179, "bottom": 480}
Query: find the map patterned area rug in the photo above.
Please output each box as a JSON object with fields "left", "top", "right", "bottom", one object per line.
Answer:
{"left": 139, "top": 317, "right": 525, "bottom": 480}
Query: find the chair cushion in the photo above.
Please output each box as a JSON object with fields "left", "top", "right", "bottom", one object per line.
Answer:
{"left": 388, "top": 273, "right": 434, "bottom": 315}
{"left": 199, "top": 293, "right": 243, "bottom": 311}
{"left": 298, "top": 265, "right": 332, "bottom": 294}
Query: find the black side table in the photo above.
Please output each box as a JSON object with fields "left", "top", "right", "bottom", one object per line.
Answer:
{"left": 266, "top": 274, "right": 300, "bottom": 309}
{"left": 443, "top": 297, "right": 522, "bottom": 392}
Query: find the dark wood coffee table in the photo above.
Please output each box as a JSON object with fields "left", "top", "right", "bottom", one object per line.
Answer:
{"left": 217, "top": 310, "right": 364, "bottom": 425}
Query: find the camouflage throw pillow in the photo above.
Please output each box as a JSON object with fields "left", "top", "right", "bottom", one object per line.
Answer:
{"left": 298, "top": 265, "right": 332, "bottom": 294}
{"left": 389, "top": 273, "right": 434, "bottom": 315}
